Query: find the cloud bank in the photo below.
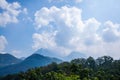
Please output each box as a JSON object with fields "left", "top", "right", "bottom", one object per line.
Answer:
{"left": 33, "top": 6, "right": 120, "bottom": 58}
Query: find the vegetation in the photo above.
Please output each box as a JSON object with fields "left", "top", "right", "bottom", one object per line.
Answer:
{"left": 0, "top": 56, "right": 120, "bottom": 80}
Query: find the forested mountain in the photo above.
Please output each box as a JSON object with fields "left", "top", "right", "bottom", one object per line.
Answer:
{"left": 0, "top": 54, "right": 62, "bottom": 76}
{"left": 0, "top": 56, "right": 120, "bottom": 80}
{"left": 0, "top": 54, "right": 21, "bottom": 68}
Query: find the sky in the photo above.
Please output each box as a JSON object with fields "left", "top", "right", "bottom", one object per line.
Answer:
{"left": 0, "top": 0, "right": 120, "bottom": 59}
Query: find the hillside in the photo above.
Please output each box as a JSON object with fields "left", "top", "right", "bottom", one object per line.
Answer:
{"left": 0, "top": 54, "right": 62, "bottom": 76}
{"left": 0, "top": 54, "right": 21, "bottom": 68}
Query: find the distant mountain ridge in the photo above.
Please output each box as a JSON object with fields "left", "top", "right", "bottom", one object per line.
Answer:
{"left": 0, "top": 53, "right": 62, "bottom": 75}
{"left": 65, "top": 51, "right": 86, "bottom": 61}
{"left": 0, "top": 48, "right": 86, "bottom": 75}
{"left": 35, "top": 48, "right": 59, "bottom": 58}
{"left": 0, "top": 53, "right": 22, "bottom": 68}
{"left": 35, "top": 48, "right": 86, "bottom": 61}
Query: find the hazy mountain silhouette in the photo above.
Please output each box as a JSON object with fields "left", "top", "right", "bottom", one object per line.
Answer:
{"left": 35, "top": 48, "right": 59, "bottom": 58}
{"left": 65, "top": 51, "right": 86, "bottom": 61}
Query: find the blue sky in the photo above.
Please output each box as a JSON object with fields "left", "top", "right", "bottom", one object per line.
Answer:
{"left": 0, "top": 0, "right": 120, "bottom": 59}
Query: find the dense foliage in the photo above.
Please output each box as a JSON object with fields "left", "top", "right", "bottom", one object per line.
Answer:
{"left": 0, "top": 56, "right": 120, "bottom": 80}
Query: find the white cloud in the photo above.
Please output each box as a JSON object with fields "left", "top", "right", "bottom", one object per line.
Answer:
{"left": 101, "top": 21, "right": 120, "bottom": 43}
{"left": 0, "top": 0, "right": 21, "bottom": 26}
{"left": 83, "top": 18, "right": 101, "bottom": 45}
{"left": 32, "top": 32, "right": 57, "bottom": 50}
{"left": 34, "top": 6, "right": 100, "bottom": 56}
{"left": 0, "top": 35, "right": 7, "bottom": 51}
{"left": 34, "top": 6, "right": 83, "bottom": 30}
{"left": 34, "top": 6, "right": 120, "bottom": 59}
{"left": 34, "top": 6, "right": 83, "bottom": 56}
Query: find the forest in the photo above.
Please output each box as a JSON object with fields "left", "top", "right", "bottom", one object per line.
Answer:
{"left": 0, "top": 56, "right": 120, "bottom": 80}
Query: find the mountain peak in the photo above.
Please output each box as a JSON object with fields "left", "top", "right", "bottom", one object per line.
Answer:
{"left": 0, "top": 53, "right": 21, "bottom": 67}
{"left": 25, "top": 53, "right": 46, "bottom": 60}
{"left": 34, "top": 48, "right": 59, "bottom": 58}
{"left": 0, "top": 53, "right": 19, "bottom": 60}
{"left": 35, "top": 48, "right": 48, "bottom": 54}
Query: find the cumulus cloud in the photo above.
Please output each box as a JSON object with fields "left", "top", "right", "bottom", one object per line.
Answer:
{"left": 34, "top": 6, "right": 83, "bottom": 55}
{"left": 34, "top": 6, "right": 100, "bottom": 56}
{"left": 0, "top": 0, "right": 22, "bottom": 26}
{"left": 32, "top": 32, "right": 57, "bottom": 50}
{"left": 0, "top": 35, "right": 7, "bottom": 52}
{"left": 101, "top": 21, "right": 120, "bottom": 43}
{"left": 33, "top": 6, "right": 120, "bottom": 58}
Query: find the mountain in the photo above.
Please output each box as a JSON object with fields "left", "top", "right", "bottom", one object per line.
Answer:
{"left": 21, "top": 54, "right": 62, "bottom": 67}
{"left": 0, "top": 54, "right": 62, "bottom": 76}
{"left": 35, "top": 48, "right": 59, "bottom": 58}
{"left": 35, "top": 48, "right": 86, "bottom": 61}
{"left": 65, "top": 51, "right": 86, "bottom": 61}
{"left": 0, "top": 53, "right": 22, "bottom": 68}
